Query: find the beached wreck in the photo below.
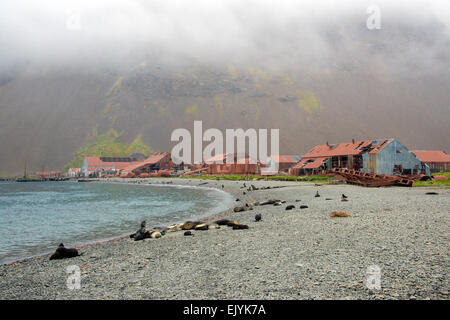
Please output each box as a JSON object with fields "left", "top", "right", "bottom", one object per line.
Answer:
{"left": 328, "top": 168, "right": 415, "bottom": 187}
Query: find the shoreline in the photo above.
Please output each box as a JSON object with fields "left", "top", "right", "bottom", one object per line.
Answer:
{"left": 1, "top": 178, "right": 239, "bottom": 266}
{"left": 0, "top": 178, "right": 448, "bottom": 299}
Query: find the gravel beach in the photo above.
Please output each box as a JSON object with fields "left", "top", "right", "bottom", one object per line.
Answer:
{"left": 0, "top": 178, "right": 448, "bottom": 300}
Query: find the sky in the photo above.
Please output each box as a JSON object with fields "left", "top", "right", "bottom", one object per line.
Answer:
{"left": 1, "top": 0, "right": 449, "bottom": 72}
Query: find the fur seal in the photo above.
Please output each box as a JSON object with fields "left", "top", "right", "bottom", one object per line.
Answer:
{"left": 181, "top": 221, "right": 202, "bottom": 230}
{"left": 232, "top": 224, "right": 249, "bottom": 230}
{"left": 184, "top": 231, "right": 194, "bottom": 236}
{"left": 260, "top": 199, "right": 281, "bottom": 206}
{"left": 134, "top": 220, "right": 151, "bottom": 241}
{"left": 215, "top": 219, "right": 233, "bottom": 226}
{"left": 49, "top": 243, "right": 80, "bottom": 260}
{"left": 149, "top": 231, "right": 162, "bottom": 238}
{"left": 299, "top": 205, "right": 309, "bottom": 209}
{"left": 285, "top": 205, "right": 295, "bottom": 210}
{"left": 255, "top": 213, "right": 262, "bottom": 222}
{"left": 194, "top": 223, "right": 209, "bottom": 230}
{"left": 425, "top": 192, "right": 438, "bottom": 195}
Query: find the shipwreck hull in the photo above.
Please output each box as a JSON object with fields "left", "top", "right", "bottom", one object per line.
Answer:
{"left": 328, "top": 168, "right": 414, "bottom": 187}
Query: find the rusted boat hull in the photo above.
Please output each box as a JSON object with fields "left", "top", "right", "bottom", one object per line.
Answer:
{"left": 328, "top": 168, "right": 414, "bottom": 187}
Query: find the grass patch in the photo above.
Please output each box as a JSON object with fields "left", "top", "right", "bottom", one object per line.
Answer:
{"left": 413, "top": 172, "right": 450, "bottom": 187}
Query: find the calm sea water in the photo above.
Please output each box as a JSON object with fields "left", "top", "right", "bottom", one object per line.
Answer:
{"left": 0, "top": 181, "right": 234, "bottom": 264}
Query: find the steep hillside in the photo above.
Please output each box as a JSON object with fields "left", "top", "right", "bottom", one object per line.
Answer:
{"left": 0, "top": 61, "right": 449, "bottom": 175}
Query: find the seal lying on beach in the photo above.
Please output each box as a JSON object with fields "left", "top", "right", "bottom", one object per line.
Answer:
{"left": 260, "top": 199, "right": 281, "bottom": 206}
{"left": 232, "top": 224, "right": 249, "bottom": 230}
{"left": 181, "top": 221, "right": 202, "bottom": 230}
{"left": 285, "top": 205, "right": 295, "bottom": 210}
{"left": 255, "top": 213, "right": 262, "bottom": 222}
{"left": 194, "top": 223, "right": 209, "bottom": 230}
{"left": 49, "top": 243, "right": 80, "bottom": 260}
{"left": 130, "top": 221, "right": 162, "bottom": 240}
{"left": 132, "top": 220, "right": 151, "bottom": 241}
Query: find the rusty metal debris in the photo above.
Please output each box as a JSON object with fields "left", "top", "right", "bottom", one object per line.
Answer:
{"left": 328, "top": 168, "right": 414, "bottom": 187}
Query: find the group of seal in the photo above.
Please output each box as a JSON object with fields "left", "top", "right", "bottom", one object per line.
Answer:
{"left": 129, "top": 220, "right": 162, "bottom": 241}
{"left": 214, "top": 219, "right": 249, "bottom": 230}
{"left": 49, "top": 243, "right": 80, "bottom": 260}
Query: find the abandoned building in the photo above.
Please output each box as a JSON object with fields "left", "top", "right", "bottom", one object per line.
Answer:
{"left": 204, "top": 153, "right": 261, "bottom": 175}
{"left": 410, "top": 150, "right": 450, "bottom": 173}
{"left": 291, "top": 139, "right": 431, "bottom": 176}
{"left": 122, "top": 152, "right": 174, "bottom": 175}
{"left": 268, "top": 155, "right": 302, "bottom": 173}
{"left": 81, "top": 156, "right": 140, "bottom": 177}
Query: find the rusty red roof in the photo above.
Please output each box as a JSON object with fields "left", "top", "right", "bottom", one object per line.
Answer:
{"left": 84, "top": 157, "right": 138, "bottom": 171}
{"left": 123, "top": 152, "right": 169, "bottom": 172}
{"left": 293, "top": 157, "right": 327, "bottom": 169}
{"left": 302, "top": 139, "right": 392, "bottom": 158}
{"left": 270, "top": 155, "right": 300, "bottom": 164}
{"left": 411, "top": 150, "right": 450, "bottom": 163}
{"left": 205, "top": 153, "right": 258, "bottom": 164}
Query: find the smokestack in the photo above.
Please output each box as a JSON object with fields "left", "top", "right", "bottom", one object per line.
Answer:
{"left": 326, "top": 141, "right": 329, "bottom": 147}
{"left": 352, "top": 139, "right": 355, "bottom": 144}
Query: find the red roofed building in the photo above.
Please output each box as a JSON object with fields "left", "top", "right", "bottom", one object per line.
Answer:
{"left": 205, "top": 153, "right": 261, "bottom": 175}
{"left": 122, "top": 152, "right": 173, "bottom": 175}
{"left": 81, "top": 157, "right": 140, "bottom": 177}
{"left": 291, "top": 139, "right": 430, "bottom": 176}
{"left": 268, "top": 155, "right": 302, "bottom": 173}
{"left": 410, "top": 150, "right": 450, "bottom": 173}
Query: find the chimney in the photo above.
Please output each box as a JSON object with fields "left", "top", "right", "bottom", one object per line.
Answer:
{"left": 326, "top": 141, "right": 329, "bottom": 147}
{"left": 352, "top": 139, "right": 355, "bottom": 144}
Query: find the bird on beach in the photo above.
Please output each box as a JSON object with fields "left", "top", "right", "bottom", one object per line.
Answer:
{"left": 315, "top": 191, "right": 320, "bottom": 197}
{"left": 341, "top": 194, "right": 348, "bottom": 201}
{"left": 255, "top": 213, "right": 262, "bottom": 222}
{"left": 222, "top": 184, "right": 224, "bottom": 189}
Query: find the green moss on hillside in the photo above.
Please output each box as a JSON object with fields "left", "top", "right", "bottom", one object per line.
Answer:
{"left": 63, "top": 129, "right": 152, "bottom": 171}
